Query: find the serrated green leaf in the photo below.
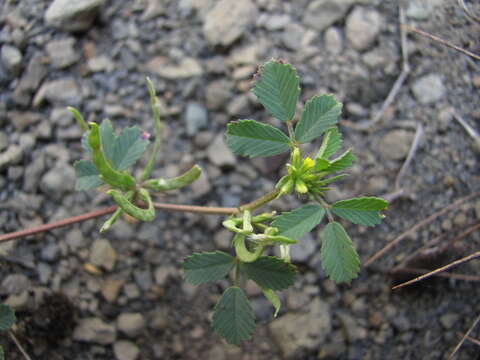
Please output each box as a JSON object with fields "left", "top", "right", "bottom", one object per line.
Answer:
{"left": 212, "top": 287, "right": 256, "bottom": 345}
{"left": 241, "top": 256, "right": 296, "bottom": 290}
{"left": 317, "top": 149, "right": 355, "bottom": 172}
{"left": 272, "top": 205, "right": 325, "bottom": 240}
{"left": 315, "top": 174, "right": 348, "bottom": 187}
{"left": 261, "top": 287, "right": 281, "bottom": 317}
{"left": 295, "top": 95, "right": 342, "bottom": 143}
{"left": 74, "top": 160, "right": 104, "bottom": 191}
{"left": 0, "top": 345, "right": 4, "bottom": 360}
{"left": 183, "top": 251, "right": 235, "bottom": 285}
{"left": 332, "top": 197, "right": 388, "bottom": 226}
{"left": 320, "top": 222, "right": 360, "bottom": 283}
{"left": 251, "top": 60, "right": 300, "bottom": 122}
{"left": 112, "top": 126, "right": 149, "bottom": 170}
{"left": 0, "top": 304, "right": 15, "bottom": 331}
{"left": 315, "top": 158, "right": 330, "bottom": 171}
{"left": 317, "top": 127, "right": 342, "bottom": 159}
{"left": 100, "top": 119, "right": 116, "bottom": 161}
{"left": 226, "top": 120, "right": 291, "bottom": 158}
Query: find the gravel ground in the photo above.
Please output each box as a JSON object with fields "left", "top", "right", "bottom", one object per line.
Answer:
{"left": 1, "top": 0, "right": 480, "bottom": 359}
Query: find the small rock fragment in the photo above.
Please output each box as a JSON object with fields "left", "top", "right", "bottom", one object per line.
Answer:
{"left": 33, "top": 78, "right": 81, "bottom": 107}
{"left": 0, "top": 145, "right": 23, "bottom": 170}
{"left": 45, "top": 0, "right": 106, "bottom": 32}
{"left": 73, "top": 318, "right": 116, "bottom": 344}
{"left": 146, "top": 57, "right": 203, "bottom": 79}
{"left": 303, "top": 0, "right": 353, "bottom": 31}
{"left": 1, "top": 45, "right": 22, "bottom": 76}
{"left": 89, "top": 239, "right": 117, "bottom": 271}
{"left": 207, "top": 134, "right": 236, "bottom": 167}
{"left": 412, "top": 74, "right": 446, "bottom": 104}
{"left": 46, "top": 38, "right": 79, "bottom": 69}
{"left": 185, "top": 102, "right": 208, "bottom": 136}
{"left": 116, "top": 313, "right": 146, "bottom": 337}
{"left": 377, "top": 129, "right": 415, "bottom": 161}
{"left": 346, "top": 7, "right": 382, "bottom": 51}
{"left": 114, "top": 340, "right": 140, "bottom": 360}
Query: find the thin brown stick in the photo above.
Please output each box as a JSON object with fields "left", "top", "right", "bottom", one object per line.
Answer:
{"left": 392, "top": 251, "right": 480, "bottom": 290}
{"left": 395, "top": 123, "right": 423, "bottom": 190}
{"left": 390, "top": 267, "right": 480, "bottom": 282}
{"left": 153, "top": 202, "right": 236, "bottom": 215}
{"left": 364, "top": 191, "right": 480, "bottom": 267}
{"left": 341, "top": 5, "right": 410, "bottom": 131}
{"left": 466, "top": 336, "right": 480, "bottom": 347}
{"left": 403, "top": 25, "right": 480, "bottom": 61}
{"left": 451, "top": 111, "right": 480, "bottom": 150}
{"left": 450, "top": 314, "right": 480, "bottom": 359}
{"left": 458, "top": 0, "right": 480, "bottom": 23}
{"left": 8, "top": 330, "right": 32, "bottom": 360}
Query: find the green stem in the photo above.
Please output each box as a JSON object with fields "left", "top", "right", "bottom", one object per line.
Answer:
{"left": 233, "top": 233, "right": 264, "bottom": 263}
{"left": 234, "top": 262, "right": 241, "bottom": 287}
{"left": 239, "top": 189, "right": 281, "bottom": 213}
{"left": 68, "top": 106, "right": 89, "bottom": 132}
{"left": 286, "top": 120, "right": 295, "bottom": 140}
{"left": 313, "top": 193, "right": 334, "bottom": 222}
{"left": 141, "top": 77, "right": 163, "bottom": 181}
{"left": 143, "top": 165, "right": 201, "bottom": 192}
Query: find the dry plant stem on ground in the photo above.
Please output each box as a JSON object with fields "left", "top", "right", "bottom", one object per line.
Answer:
{"left": 364, "top": 191, "right": 480, "bottom": 267}
{"left": 449, "top": 314, "right": 480, "bottom": 359}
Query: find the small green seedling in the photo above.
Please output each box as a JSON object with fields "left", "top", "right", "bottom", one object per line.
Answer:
{"left": 70, "top": 60, "right": 388, "bottom": 345}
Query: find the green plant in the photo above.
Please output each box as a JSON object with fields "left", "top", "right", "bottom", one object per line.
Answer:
{"left": 0, "top": 304, "right": 16, "bottom": 360}
{"left": 1, "top": 60, "right": 388, "bottom": 347}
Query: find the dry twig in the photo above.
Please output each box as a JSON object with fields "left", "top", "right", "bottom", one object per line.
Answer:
{"left": 390, "top": 267, "right": 480, "bottom": 283}
{"left": 450, "top": 314, "right": 480, "bottom": 359}
{"left": 451, "top": 111, "right": 480, "bottom": 151}
{"left": 466, "top": 336, "right": 480, "bottom": 347}
{"left": 458, "top": 0, "right": 480, "bottom": 23}
{"left": 8, "top": 331, "right": 32, "bottom": 360}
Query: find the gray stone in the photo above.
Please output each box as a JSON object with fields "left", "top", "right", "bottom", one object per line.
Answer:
{"left": 141, "top": 0, "right": 167, "bottom": 21}
{"left": 87, "top": 55, "right": 115, "bottom": 72}
{"left": 0, "top": 132, "right": 8, "bottom": 152}
{"left": 24, "top": 153, "right": 45, "bottom": 192}
{"left": 133, "top": 270, "right": 153, "bottom": 292}
{"left": 303, "top": 0, "right": 354, "bottom": 31}
{"left": 207, "top": 134, "right": 235, "bottom": 167}
{"left": 114, "top": 340, "right": 140, "bottom": 360}
{"left": 291, "top": 233, "right": 317, "bottom": 263}
{"left": 154, "top": 265, "right": 178, "bottom": 286}
{"left": 263, "top": 14, "right": 291, "bottom": 31}
{"left": 46, "top": 38, "right": 79, "bottom": 68}
{"left": 205, "top": 80, "right": 233, "bottom": 110}
{"left": 8, "top": 111, "right": 42, "bottom": 131}
{"left": 5, "top": 291, "right": 29, "bottom": 310}
{"left": 346, "top": 7, "right": 382, "bottom": 51}
{"left": 191, "top": 171, "right": 212, "bottom": 198}
{"left": 185, "top": 102, "right": 208, "bottom": 136}
{"left": 45, "top": 0, "right": 106, "bottom": 32}
{"left": 270, "top": 298, "right": 331, "bottom": 358}
{"left": 0, "top": 274, "right": 30, "bottom": 295}
{"left": 40, "top": 162, "right": 75, "bottom": 199}
{"left": 412, "top": 74, "right": 446, "bottom": 104}
{"left": 440, "top": 313, "right": 459, "bottom": 329}
{"left": 37, "top": 263, "right": 52, "bottom": 284}
{"left": 146, "top": 57, "right": 203, "bottom": 79}
{"left": 226, "top": 94, "right": 250, "bottom": 117}
{"left": 0, "top": 145, "right": 23, "bottom": 170}
{"left": 338, "top": 312, "right": 368, "bottom": 342}
{"left": 73, "top": 318, "right": 116, "bottom": 344}
{"left": 89, "top": 239, "right": 117, "bottom": 271}
{"left": 33, "top": 78, "right": 81, "bottom": 107}
{"left": 13, "top": 55, "right": 48, "bottom": 105}
{"left": 214, "top": 228, "right": 232, "bottom": 249}
{"left": 116, "top": 313, "right": 146, "bottom": 337}
{"left": 41, "top": 243, "right": 60, "bottom": 262}
{"left": 406, "top": 0, "right": 443, "bottom": 20}
{"left": 324, "top": 27, "right": 343, "bottom": 55}
{"left": 203, "top": 0, "right": 258, "bottom": 46}
{"left": 282, "top": 23, "right": 306, "bottom": 50}
{"left": 1, "top": 45, "right": 22, "bottom": 76}
{"left": 101, "top": 277, "right": 124, "bottom": 303}
{"left": 377, "top": 129, "right": 415, "bottom": 161}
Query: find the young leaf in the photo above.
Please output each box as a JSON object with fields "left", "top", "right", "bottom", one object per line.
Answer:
{"left": 272, "top": 205, "right": 325, "bottom": 240}
{"left": 251, "top": 60, "right": 300, "bottom": 122}
{"left": 0, "top": 304, "right": 15, "bottom": 331}
{"left": 74, "top": 160, "right": 104, "bottom": 191}
{"left": 331, "top": 197, "right": 388, "bottom": 226}
{"left": 320, "top": 222, "right": 360, "bottom": 283}
{"left": 100, "top": 119, "right": 116, "bottom": 161}
{"left": 316, "top": 149, "right": 355, "bottom": 172}
{"left": 261, "top": 287, "right": 281, "bottom": 317}
{"left": 241, "top": 256, "right": 296, "bottom": 290}
{"left": 294, "top": 95, "right": 342, "bottom": 143}
{"left": 212, "top": 287, "right": 256, "bottom": 345}
{"left": 226, "top": 120, "right": 291, "bottom": 158}
{"left": 112, "top": 126, "right": 149, "bottom": 170}
{"left": 316, "top": 127, "right": 342, "bottom": 159}
{"left": 183, "top": 251, "right": 235, "bottom": 286}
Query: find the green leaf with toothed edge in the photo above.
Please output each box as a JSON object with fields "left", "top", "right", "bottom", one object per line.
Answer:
{"left": 112, "top": 126, "right": 150, "bottom": 170}
{"left": 100, "top": 119, "right": 116, "bottom": 161}
{"left": 0, "top": 304, "right": 15, "bottom": 331}
{"left": 272, "top": 205, "right": 325, "bottom": 241}
{"left": 182, "top": 251, "right": 235, "bottom": 286}
{"left": 320, "top": 222, "right": 360, "bottom": 283}
{"left": 331, "top": 197, "right": 388, "bottom": 226}
{"left": 226, "top": 120, "right": 291, "bottom": 158}
{"left": 295, "top": 95, "right": 342, "bottom": 143}
{"left": 315, "top": 149, "right": 355, "bottom": 173}
{"left": 74, "top": 160, "right": 104, "bottom": 191}
{"left": 212, "top": 287, "right": 256, "bottom": 345}
{"left": 316, "top": 127, "right": 342, "bottom": 159}
{"left": 252, "top": 60, "right": 300, "bottom": 122}
{"left": 241, "top": 256, "right": 296, "bottom": 291}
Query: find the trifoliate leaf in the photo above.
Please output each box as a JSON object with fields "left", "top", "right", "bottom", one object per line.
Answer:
{"left": 74, "top": 160, "right": 104, "bottom": 191}
{"left": 316, "top": 127, "right": 342, "bottom": 159}
{"left": 317, "top": 149, "right": 355, "bottom": 172}
{"left": 272, "top": 205, "right": 325, "bottom": 240}
{"left": 261, "top": 287, "right": 281, "bottom": 317}
{"left": 100, "top": 119, "right": 116, "bottom": 161}
{"left": 112, "top": 126, "right": 149, "bottom": 170}
{"left": 316, "top": 174, "right": 348, "bottom": 186}
{"left": 212, "top": 287, "right": 255, "bottom": 345}
{"left": 332, "top": 197, "right": 388, "bottom": 226}
{"left": 182, "top": 251, "right": 235, "bottom": 286}
{"left": 320, "top": 222, "right": 360, "bottom": 283}
{"left": 241, "top": 256, "right": 296, "bottom": 290}
{"left": 251, "top": 60, "right": 300, "bottom": 122}
{"left": 0, "top": 304, "right": 15, "bottom": 331}
{"left": 294, "top": 95, "right": 342, "bottom": 143}
{"left": 226, "top": 120, "right": 291, "bottom": 158}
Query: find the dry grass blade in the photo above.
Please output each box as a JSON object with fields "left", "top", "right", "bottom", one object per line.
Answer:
{"left": 466, "top": 336, "right": 480, "bottom": 347}
{"left": 451, "top": 111, "right": 480, "bottom": 151}
{"left": 392, "top": 250, "right": 480, "bottom": 290}
{"left": 365, "top": 192, "right": 480, "bottom": 267}
{"left": 403, "top": 25, "right": 480, "bottom": 61}
{"left": 450, "top": 314, "right": 480, "bottom": 359}
{"left": 458, "top": 0, "right": 480, "bottom": 23}
{"left": 390, "top": 267, "right": 480, "bottom": 283}
{"left": 8, "top": 331, "right": 33, "bottom": 360}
